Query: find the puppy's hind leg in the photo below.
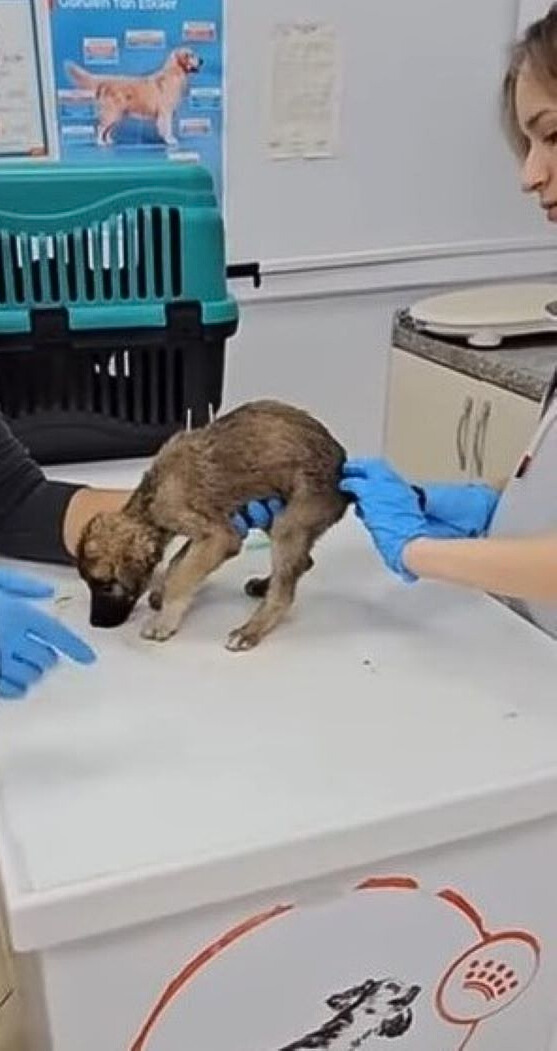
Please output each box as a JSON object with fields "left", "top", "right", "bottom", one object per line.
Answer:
{"left": 227, "top": 512, "right": 320, "bottom": 652}
{"left": 142, "top": 526, "right": 241, "bottom": 642}
{"left": 245, "top": 555, "right": 314, "bottom": 599}
{"left": 230, "top": 487, "right": 347, "bottom": 651}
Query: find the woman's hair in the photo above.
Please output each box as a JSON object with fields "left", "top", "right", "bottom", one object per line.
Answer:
{"left": 503, "top": 3, "right": 557, "bottom": 156}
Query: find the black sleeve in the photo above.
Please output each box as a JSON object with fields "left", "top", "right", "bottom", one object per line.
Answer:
{"left": 0, "top": 415, "right": 82, "bottom": 565}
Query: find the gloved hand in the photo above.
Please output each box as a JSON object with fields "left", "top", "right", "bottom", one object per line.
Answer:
{"left": 339, "top": 459, "right": 430, "bottom": 581}
{"left": 231, "top": 497, "right": 284, "bottom": 539}
{"left": 416, "top": 482, "right": 499, "bottom": 537}
{"left": 0, "top": 568, "right": 95, "bottom": 700}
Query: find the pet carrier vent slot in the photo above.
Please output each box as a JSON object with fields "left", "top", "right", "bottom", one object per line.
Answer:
{"left": 0, "top": 207, "right": 184, "bottom": 310}
{"left": 0, "top": 162, "right": 237, "bottom": 463}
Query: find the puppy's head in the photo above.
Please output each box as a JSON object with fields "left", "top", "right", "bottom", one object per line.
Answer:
{"left": 173, "top": 48, "right": 203, "bottom": 75}
{"left": 77, "top": 512, "right": 165, "bottom": 628}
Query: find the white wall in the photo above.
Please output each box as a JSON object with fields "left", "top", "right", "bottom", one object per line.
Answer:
{"left": 225, "top": 0, "right": 553, "bottom": 270}
{"left": 226, "top": 256, "right": 557, "bottom": 456}
{"left": 224, "top": 1, "right": 557, "bottom": 455}
{"left": 518, "top": 1, "right": 551, "bottom": 32}
{"left": 224, "top": 291, "right": 396, "bottom": 454}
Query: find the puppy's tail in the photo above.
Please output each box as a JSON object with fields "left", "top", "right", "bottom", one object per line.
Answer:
{"left": 65, "top": 61, "right": 98, "bottom": 91}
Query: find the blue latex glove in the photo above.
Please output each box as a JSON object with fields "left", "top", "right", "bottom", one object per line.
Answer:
{"left": 339, "top": 459, "right": 431, "bottom": 581}
{"left": 0, "top": 568, "right": 95, "bottom": 700}
{"left": 417, "top": 482, "right": 499, "bottom": 537}
{"left": 231, "top": 497, "right": 284, "bottom": 539}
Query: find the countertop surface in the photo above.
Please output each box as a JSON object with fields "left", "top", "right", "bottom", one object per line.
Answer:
{"left": 392, "top": 310, "right": 557, "bottom": 401}
{"left": 2, "top": 460, "right": 557, "bottom": 951}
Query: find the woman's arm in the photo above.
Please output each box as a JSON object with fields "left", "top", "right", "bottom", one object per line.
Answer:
{"left": 0, "top": 414, "right": 279, "bottom": 564}
{"left": 404, "top": 534, "right": 557, "bottom": 602}
{"left": 340, "top": 458, "right": 557, "bottom": 604}
{"left": 0, "top": 412, "right": 129, "bottom": 564}
{"left": 62, "top": 488, "right": 128, "bottom": 557}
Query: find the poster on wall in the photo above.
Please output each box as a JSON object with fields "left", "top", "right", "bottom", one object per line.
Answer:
{"left": 0, "top": 0, "right": 48, "bottom": 157}
{"left": 47, "top": 0, "right": 223, "bottom": 198}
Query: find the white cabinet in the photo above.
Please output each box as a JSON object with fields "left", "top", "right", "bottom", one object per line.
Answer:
{"left": 477, "top": 380, "right": 541, "bottom": 484}
{"left": 0, "top": 994, "right": 21, "bottom": 1051}
{"left": 0, "top": 919, "right": 12, "bottom": 1007}
{"left": 0, "top": 915, "right": 17, "bottom": 1051}
{"left": 384, "top": 348, "right": 540, "bottom": 484}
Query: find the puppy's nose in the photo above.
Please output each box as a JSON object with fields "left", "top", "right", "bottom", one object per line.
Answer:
{"left": 90, "top": 594, "right": 135, "bottom": 629}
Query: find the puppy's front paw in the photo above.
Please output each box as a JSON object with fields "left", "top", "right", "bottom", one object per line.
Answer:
{"left": 164, "top": 136, "right": 178, "bottom": 147}
{"left": 226, "top": 624, "right": 261, "bottom": 652}
{"left": 141, "top": 612, "right": 180, "bottom": 643}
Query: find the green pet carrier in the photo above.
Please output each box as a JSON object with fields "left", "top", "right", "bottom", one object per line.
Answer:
{"left": 0, "top": 163, "right": 238, "bottom": 463}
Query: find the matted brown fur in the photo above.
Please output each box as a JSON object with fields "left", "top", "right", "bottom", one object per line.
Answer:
{"left": 77, "top": 400, "right": 349, "bottom": 650}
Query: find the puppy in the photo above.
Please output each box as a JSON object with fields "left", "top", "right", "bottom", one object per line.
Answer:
{"left": 277, "top": 978, "right": 421, "bottom": 1049}
{"left": 76, "top": 400, "right": 349, "bottom": 651}
{"left": 65, "top": 48, "right": 202, "bottom": 146}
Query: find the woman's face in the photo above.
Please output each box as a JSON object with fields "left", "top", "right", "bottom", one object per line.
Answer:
{"left": 516, "top": 63, "right": 557, "bottom": 221}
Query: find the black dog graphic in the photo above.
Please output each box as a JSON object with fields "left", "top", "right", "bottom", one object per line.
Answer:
{"left": 277, "top": 977, "right": 421, "bottom": 1049}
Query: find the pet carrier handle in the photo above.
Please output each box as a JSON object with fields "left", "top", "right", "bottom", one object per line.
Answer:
{"left": 0, "top": 162, "right": 239, "bottom": 333}
{"left": 226, "top": 262, "right": 261, "bottom": 289}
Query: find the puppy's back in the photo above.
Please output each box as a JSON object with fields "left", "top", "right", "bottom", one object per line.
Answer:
{"left": 208, "top": 398, "right": 346, "bottom": 473}
{"left": 151, "top": 400, "right": 347, "bottom": 515}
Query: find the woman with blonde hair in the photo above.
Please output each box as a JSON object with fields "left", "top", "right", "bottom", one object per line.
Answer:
{"left": 336, "top": 3, "right": 557, "bottom": 640}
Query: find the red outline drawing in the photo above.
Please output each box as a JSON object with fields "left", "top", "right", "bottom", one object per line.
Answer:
{"left": 129, "top": 905, "right": 292, "bottom": 1051}
{"left": 357, "top": 881, "right": 540, "bottom": 1051}
{"left": 128, "top": 877, "right": 540, "bottom": 1051}
{"left": 434, "top": 926, "right": 540, "bottom": 1051}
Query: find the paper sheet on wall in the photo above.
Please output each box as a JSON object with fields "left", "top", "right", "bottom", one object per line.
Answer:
{"left": 267, "top": 23, "right": 340, "bottom": 160}
{"left": 0, "top": 0, "right": 47, "bottom": 157}
{"left": 517, "top": 0, "right": 551, "bottom": 32}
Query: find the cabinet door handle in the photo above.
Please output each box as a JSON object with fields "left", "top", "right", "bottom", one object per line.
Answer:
{"left": 456, "top": 396, "right": 473, "bottom": 471}
{"left": 473, "top": 399, "right": 491, "bottom": 477}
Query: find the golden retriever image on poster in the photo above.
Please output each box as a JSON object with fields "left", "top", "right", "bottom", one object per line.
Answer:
{"left": 65, "top": 48, "right": 203, "bottom": 146}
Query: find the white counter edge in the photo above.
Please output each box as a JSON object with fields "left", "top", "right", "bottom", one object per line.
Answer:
{"left": 3, "top": 767, "right": 557, "bottom": 953}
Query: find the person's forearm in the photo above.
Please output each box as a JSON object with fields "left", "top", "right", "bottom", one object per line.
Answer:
{"left": 0, "top": 410, "right": 131, "bottom": 565}
{"left": 404, "top": 534, "right": 557, "bottom": 602}
{"left": 63, "top": 488, "right": 129, "bottom": 557}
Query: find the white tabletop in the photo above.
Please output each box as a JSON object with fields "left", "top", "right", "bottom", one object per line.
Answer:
{"left": 2, "top": 461, "right": 557, "bottom": 951}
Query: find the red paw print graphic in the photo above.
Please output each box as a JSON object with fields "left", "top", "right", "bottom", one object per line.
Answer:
{"left": 437, "top": 933, "right": 539, "bottom": 1024}
{"left": 463, "top": 954, "right": 519, "bottom": 1002}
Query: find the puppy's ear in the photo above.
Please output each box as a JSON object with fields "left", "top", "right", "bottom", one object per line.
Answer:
{"left": 75, "top": 528, "right": 99, "bottom": 573}
{"left": 82, "top": 537, "right": 100, "bottom": 558}
{"left": 129, "top": 527, "right": 164, "bottom": 568}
